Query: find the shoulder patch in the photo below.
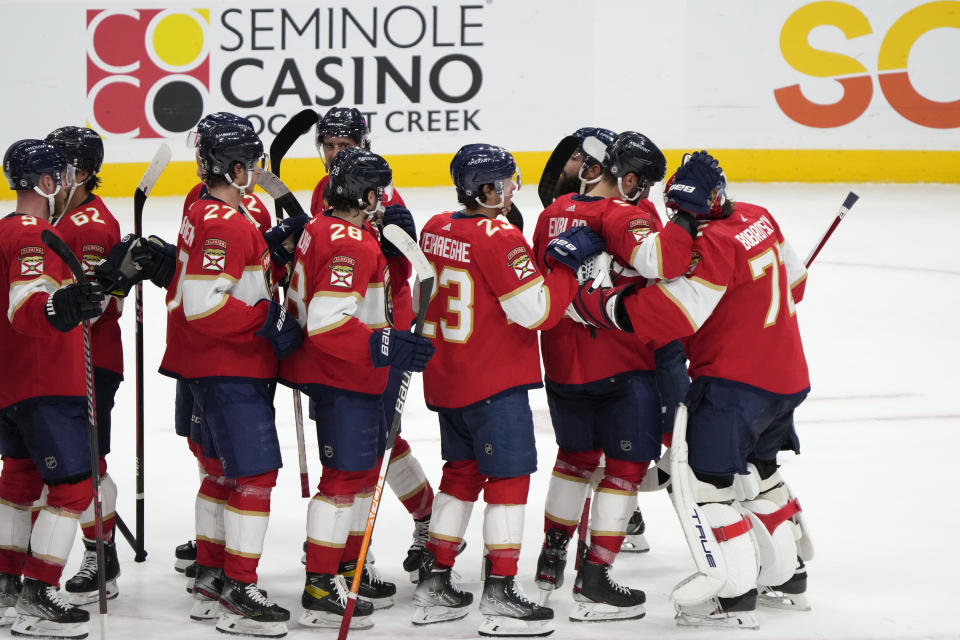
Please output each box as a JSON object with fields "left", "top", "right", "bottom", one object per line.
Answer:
{"left": 686, "top": 251, "right": 703, "bottom": 276}
{"left": 19, "top": 246, "right": 44, "bottom": 276}
{"left": 506, "top": 246, "right": 537, "bottom": 281}
{"left": 628, "top": 217, "right": 652, "bottom": 243}
{"left": 202, "top": 238, "right": 227, "bottom": 271}
{"left": 329, "top": 255, "right": 356, "bottom": 288}
{"left": 81, "top": 243, "right": 106, "bottom": 275}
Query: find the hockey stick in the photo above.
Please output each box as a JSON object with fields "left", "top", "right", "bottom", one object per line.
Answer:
{"left": 338, "top": 225, "right": 436, "bottom": 640}
{"left": 269, "top": 108, "right": 319, "bottom": 219}
{"left": 804, "top": 192, "right": 858, "bottom": 268}
{"left": 538, "top": 135, "right": 579, "bottom": 208}
{"left": 41, "top": 229, "right": 110, "bottom": 639}
{"left": 256, "top": 169, "right": 311, "bottom": 498}
{"left": 131, "top": 143, "right": 171, "bottom": 561}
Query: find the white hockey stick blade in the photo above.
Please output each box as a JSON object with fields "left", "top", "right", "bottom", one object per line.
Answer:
{"left": 383, "top": 224, "right": 435, "bottom": 284}
{"left": 138, "top": 144, "right": 172, "bottom": 196}
{"left": 255, "top": 170, "right": 292, "bottom": 200}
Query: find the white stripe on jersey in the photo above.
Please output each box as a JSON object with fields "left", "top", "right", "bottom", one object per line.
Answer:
{"left": 354, "top": 282, "right": 389, "bottom": 329}
{"left": 182, "top": 268, "right": 267, "bottom": 321}
{"left": 629, "top": 232, "right": 665, "bottom": 279}
{"left": 8, "top": 276, "right": 59, "bottom": 323}
{"left": 657, "top": 275, "right": 726, "bottom": 331}
{"left": 780, "top": 239, "right": 807, "bottom": 290}
{"left": 307, "top": 290, "right": 362, "bottom": 336}
{"left": 498, "top": 275, "right": 551, "bottom": 329}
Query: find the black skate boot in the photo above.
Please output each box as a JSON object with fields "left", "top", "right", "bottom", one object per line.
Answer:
{"left": 412, "top": 549, "right": 472, "bottom": 625}
{"left": 759, "top": 558, "right": 810, "bottom": 610}
{"left": 620, "top": 508, "right": 650, "bottom": 553}
{"left": 217, "top": 578, "right": 289, "bottom": 638}
{"left": 13, "top": 577, "right": 89, "bottom": 639}
{"left": 175, "top": 539, "right": 197, "bottom": 573}
{"left": 299, "top": 573, "right": 374, "bottom": 629}
{"left": 64, "top": 539, "right": 120, "bottom": 605}
{"left": 189, "top": 564, "right": 224, "bottom": 621}
{"left": 675, "top": 587, "right": 759, "bottom": 629}
{"left": 338, "top": 560, "right": 396, "bottom": 610}
{"left": 534, "top": 529, "right": 569, "bottom": 595}
{"left": 402, "top": 516, "right": 430, "bottom": 583}
{"left": 479, "top": 574, "right": 554, "bottom": 637}
{"left": 185, "top": 561, "right": 198, "bottom": 594}
{"left": 570, "top": 560, "right": 645, "bottom": 621}
{"left": 0, "top": 573, "right": 21, "bottom": 627}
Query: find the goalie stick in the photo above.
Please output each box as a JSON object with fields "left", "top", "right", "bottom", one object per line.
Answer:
{"left": 269, "top": 108, "right": 318, "bottom": 219}
{"left": 131, "top": 143, "right": 171, "bottom": 561}
{"left": 338, "top": 224, "right": 436, "bottom": 640}
{"left": 257, "top": 169, "right": 311, "bottom": 498}
{"left": 537, "top": 135, "right": 580, "bottom": 208}
{"left": 41, "top": 229, "right": 110, "bottom": 639}
{"left": 805, "top": 192, "right": 858, "bottom": 268}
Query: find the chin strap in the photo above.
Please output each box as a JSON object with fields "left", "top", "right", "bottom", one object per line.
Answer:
{"left": 34, "top": 184, "right": 62, "bottom": 221}
{"left": 616, "top": 177, "right": 642, "bottom": 202}
{"left": 227, "top": 171, "right": 254, "bottom": 193}
{"left": 578, "top": 165, "right": 602, "bottom": 195}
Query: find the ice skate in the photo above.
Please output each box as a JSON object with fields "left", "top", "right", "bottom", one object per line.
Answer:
{"left": 478, "top": 575, "right": 554, "bottom": 637}
{"left": 338, "top": 560, "right": 396, "bottom": 609}
{"left": 0, "top": 573, "right": 22, "bottom": 627}
{"left": 217, "top": 578, "right": 289, "bottom": 638}
{"left": 12, "top": 577, "right": 89, "bottom": 639}
{"left": 534, "top": 529, "right": 569, "bottom": 597}
{"left": 64, "top": 539, "right": 120, "bottom": 605}
{"left": 619, "top": 508, "right": 650, "bottom": 553}
{"left": 759, "top": 564, "right": 810, "bottom": 611}
{"left": 412, "top": 550, "right": 472, "bottom": 626}
{"left": 189, "top": 565, "right": 224, "bottom": 621}
{"left": 184, "top": 562, "right": 197, "bottom": 594}
{"left": 174, "top": 539, "right": 196, "bottom": 573}
{"left": 404, "top": 517, "right": 466, "bottom": 584}
{"left": 569, "top": 560, "right": 645, "bottom": 621}
{"left": 675, "top": 590, "right": 759, "bottom": 629}
{"left": 298, "top": 573, "right": 374, "bottom": 629}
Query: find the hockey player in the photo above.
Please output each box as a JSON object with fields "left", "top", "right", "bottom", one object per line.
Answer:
{"left": 530, "top": 130, "right": 688, "bottom": 620}
{"left": 310, "top": 106, "right": 438, "bottom": 579}
{"left": 411, "top": 143, "right": 604, "bottom": 637}
{"left": 278, "top": 147, "right": 435, "bottom": 629}
{"left": 571, "top": 151, "right": 812, "bottom": 628}
{"left": 0, "top": 139, "right": 105, "bottom": 638}
{"left": 43, "top": 126, "right": 124, "bottom": 604}
{"left": 163, "top": 122, "right": 302, "bottom": 637}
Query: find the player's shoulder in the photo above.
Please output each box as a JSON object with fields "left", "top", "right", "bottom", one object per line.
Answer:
{"left": 1, "top": 213, "right": 54, "bottom": 239}
{"left": 422, "top": 210, "right": 457, "bottom": 234}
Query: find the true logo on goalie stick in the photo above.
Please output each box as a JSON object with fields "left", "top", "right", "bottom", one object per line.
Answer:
{"left": 506, "top": 246, "right": 536, "bottom": 281}
{"left": 81, "top": 243, "right": 106, "bottom": 275}
{"left": 19, "top": 247, "right": 44, "bottom": 276}
{"left": 329, "top": 255, "right": 356, "bottom": 288}
{"left": 202, "top": 238, "right": 227, "bottom": 271}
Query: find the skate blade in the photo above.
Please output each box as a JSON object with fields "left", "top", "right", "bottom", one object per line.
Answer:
{"left": 175, "top": 558, "right": 193, "bottom": 573}
{"left": 66, "top": 580, "right": 119, "bottom": 606}
{"left": 1, "top": 606, "right": 18, "bottom": 627}
{"left": 363, "top": 594, "right": 395, "bottom": 610}
{"left": 758, "top": 591, "right": 810, "bottom": 611}
{"left": 186, "top": 577, "right": 196, "bottom": 595}
{"left": 190, "top": 598, "right": 220, "bottom": 621}
{"left": 619, "top": 534, "right": 650, "bottom": 553}
{"left": 11, "top": 615, "right": 89, "bottom": 639}
{"left": 297, "top": 609, "right": 374, "bottom": 629}
{"left": 675, "top": 610, "right": 759, "bottom": 629}
{"left": 412, "top": 605, "right": 470, "bottom": 626}
{"left": 569, "top": 601, "right": 645, "bottom": 622}
{"left": 408, "top": 570, "right": 419, "bottom": 584}
{"left": 216, "top": 612, "right": 288, "bottom": 638}
{"left": 478, "top": 615, "right": 555, "bottom": 637}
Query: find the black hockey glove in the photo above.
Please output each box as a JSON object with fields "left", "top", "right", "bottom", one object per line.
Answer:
{"left": 94, "top": 234, "right": 140, "bottom": 297}
{"left": 254, "top": 300, "right": 304, "bottom": 360}
{"left": 669, "top": 210, "right": 699, "bottom": 241}
{"left": 264, "top": 213, "right": 310, "bottom": 265}
{"left": 545, "top": 226, "right": 605, "bottom": 272}
{"left": 131, "top": 235, "right": 177, "bottom": 288}
{"left": 504, "top": 202, "right": 524, "bottom": 232}
{"left": 380, "top": 205, "right": 416, "bottom": 258}
{"left": 569, "top": 281, "right": 635, "bottom": 332}
{"left": 45, "top": 281, "right": 105, "bottom": 332}
{"left": 369, "top": 327, "right": 435, "bottom": 372}
{"left": 665, "top": 151, "right": 724, "bottom": 218}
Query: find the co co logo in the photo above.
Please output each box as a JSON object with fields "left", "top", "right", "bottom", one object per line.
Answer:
{"left": 86, "top": 9, "right": 210, "bottom": 138}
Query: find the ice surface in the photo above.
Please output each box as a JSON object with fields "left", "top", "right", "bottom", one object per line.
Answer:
{"left": 70, "top": 181, "right": 959, "bottom": 638}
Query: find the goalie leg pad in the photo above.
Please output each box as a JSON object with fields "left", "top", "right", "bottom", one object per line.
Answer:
{"left": 739, "top": 499, "right": 798, "bottom": 588}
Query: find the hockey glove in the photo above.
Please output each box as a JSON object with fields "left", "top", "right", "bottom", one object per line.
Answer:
{"left": 45, "top": 281, "right": 105, "bottom": 332}
{"left": 254, "top": 300, "right": 304, "bottom": 360}
{"left": 131, "top": 235, "right": 177, "bottom": 288}
{"left": 664, "top": 151, "right": 724, "bottom": 218}
{"left": 94, "top": 234, "right": 141, "bottom": 297}
{"left": 264, "top": 213, "right": 310, "bottom": 265}
{"left": 569, "top": 281, "right": 635, "bottom": 332}
{"left": 369, "top": 327, "right": 435, "bottom": 372}
{"left": 380, "top": 205, "right": 416, "bottom": 258}
{"left": 544, "top": 226, "right": 605, "bottom": 272}
{"left": 669, "top": 210, "right": 699, "bottom": 241}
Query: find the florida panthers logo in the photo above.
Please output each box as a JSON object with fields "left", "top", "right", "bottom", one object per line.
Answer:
{"left": 628, "top": 218, "right": 652, "bottom": 243}
{"left": 19, "top": 247, "right": 44, "bottom": 276}
{"left": 329, "top": 255, "right": 356, "bottom": 288}
{"left": 685, "top": 251, "right": 703, "bottom": 276}
{"left": 506, "top": 246, "right": 536, "bottom": 281}
{"left": 81, "top": 243, "right": 106, "bottom": 275}
{"left": 202, "top": 238, "right": 227, "bottom": 271}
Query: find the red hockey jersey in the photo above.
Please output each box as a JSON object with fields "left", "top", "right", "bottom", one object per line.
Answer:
{"left": 160, "top": 196, "right": 275, "bottom": 380}
{"left": 54, "top": 195, "right": 123, "bottom": 375}
{"left": 279, "top": 214, "right": 392, "bottom": 395}
{"left": 419, "top": 211, "right": 578, "bottom": 409}
{"left": 309, "top": 175, "right": 406, "bottom": 217}
{"left": 0, "top": 214, "right": 84, "bottom": 409}
{"left": 183, "top": 182, "right": 273, "bottom": 232}
{"left": 622, "top": 201, "right": 809, "bottom": 394}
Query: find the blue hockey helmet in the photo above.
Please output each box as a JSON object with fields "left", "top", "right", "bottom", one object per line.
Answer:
{"left": 197, "top": 123, "right": 264, "bottom": 185}
{"left": 450, "top": 143, "right": 520, "bottom": 205}
{"left": 187, "top": 111, "right": 254, "bottom": 148}
{"left": 3, "top": 139, "right": 67, "bottom": 191}
{"left": 316, "top": 107, "right": 370, "bottom": 151}
{"left": 45, "top": 126, "right": 104, "bottom": 176}
{"left": 328, "top": 147, "right": 393, "bottom": 209}
{"left": 573, "top": 127, "right": 617, "bottom": 167}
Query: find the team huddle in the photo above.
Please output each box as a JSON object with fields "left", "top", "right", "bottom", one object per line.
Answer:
{"left": 0, "top": 107, "right": 813, "bottom": 639}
